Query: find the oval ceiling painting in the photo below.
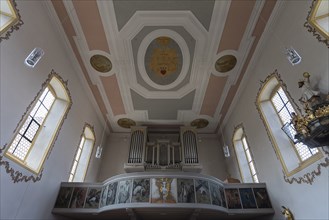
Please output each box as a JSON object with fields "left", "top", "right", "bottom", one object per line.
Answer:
{"left": 144, "top": 36, "right": 183, "bottom": 86}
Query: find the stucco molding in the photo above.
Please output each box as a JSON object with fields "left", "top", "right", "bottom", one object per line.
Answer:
{"left": 0, "top": 70, "right": 72, "bottom": 183}
{"left": 0, "top": 0, "right": 24, "bottom": 43}
{"left": 283, "top": 147, "right": 329, "bottom": 185}
{"left": 304, "top": 0, "right": 329, "bottom": 48}
{"left": 255, "top": 70, "right": 328, "bottom": 185}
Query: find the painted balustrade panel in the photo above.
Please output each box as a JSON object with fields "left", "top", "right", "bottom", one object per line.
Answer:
{"left": 53, "top": 173, "right": 273, "bottom": 214}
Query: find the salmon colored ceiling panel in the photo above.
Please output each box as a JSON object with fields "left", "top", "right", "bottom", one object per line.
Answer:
{"left": 200, "top": 75, "right": 228, "bottom": 117}
{"left": 101, "top": 76, "right": 126, "bottom": 116}
{"left": 218, "top": 0, "right": 277, "bottom": 129}
{"left": 51, "top": 0, "right": 109, "bottom": 127}
{"left": 72, "top": 0, "right": 110, "bottom": 53}
{"left": 217, "top": 0, "right": 256, "bottom": 53}
{"left": 51, "top": 0, "right": 76, "bottom": 37}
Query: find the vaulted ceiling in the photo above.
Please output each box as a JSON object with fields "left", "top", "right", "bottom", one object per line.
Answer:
{"left": 47, "top": 0, "right": 278, "bottom": 133}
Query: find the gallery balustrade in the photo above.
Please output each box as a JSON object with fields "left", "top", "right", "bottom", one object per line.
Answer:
{"left": 53, "top": 172, "right": 274, "bottom": 219}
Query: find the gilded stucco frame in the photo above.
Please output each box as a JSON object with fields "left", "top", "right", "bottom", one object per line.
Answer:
{"left": 304, "top": 0, "right": 329, "bottom": 47}
{"left": 255, "top": 70, "right": 328, "bottom": 185}
{"left": 0, "top": 0, "right": 24, "bottom": 42}
{"left": 0, "top": 70, "right": 72, "bottom": 183}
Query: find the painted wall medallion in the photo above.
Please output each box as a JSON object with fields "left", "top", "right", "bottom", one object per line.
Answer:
{"left": 90, "top": 54, "right": 112, "bottom": 73}
{"left": 117, "top": 118, "right": 136, "bottom": 129}
{"left": 215, "top": 55, "right": 237, "bottom": 73}
{"left": 191, "top": 118, "right": 209, "bottom": 129}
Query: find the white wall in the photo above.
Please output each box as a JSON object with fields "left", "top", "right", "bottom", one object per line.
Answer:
{"left": 224, "top": 1, "right": 328, "bottom": 220}
{"left": 0, "top": 1, "right": 105, "bottom": 219}
{"left": 97, "top": 133, "right": 131, "bottom": 181}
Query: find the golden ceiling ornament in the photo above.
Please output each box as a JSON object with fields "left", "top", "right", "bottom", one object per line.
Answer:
{"left": 215, "top": 55, "right": 237, "bottom": 73}
{"left": 90, "top": 55, "right": 112, "bottom": 73}
{"left": 191, "top": 118, "right": 209, "bottom": 129}
{"left": 149, "top": 37, "right": 178, "bottom": 77}
{"left": 117, "top": 118, "right": 136, "bottom": 129}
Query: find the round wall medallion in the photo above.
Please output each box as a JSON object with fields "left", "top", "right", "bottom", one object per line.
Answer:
{"left": 191, "top": 119, "right": 209, "bottom": 129}
{"left": 117, "top": 118, "right": 136, "bottom": 129}
{"left": 215, "top": 55, "right": 237, "bottom": 73}
{"left": 90, "top": 55, "right": 112, "bottom": 73}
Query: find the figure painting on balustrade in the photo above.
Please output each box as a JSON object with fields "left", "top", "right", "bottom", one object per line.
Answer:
{"left": 195, "top": 179, "right": 210, "bottom": 204}
{"left": 151, "top": 178, "right": 177, "bottom": 203}
{"left": 84, "top": 187, "right": 101, "bottom": 208}
{"left": 100, "top": 184, "right": 108, "bottom": 207}
{"left": 225, "top": 188, "right": 242, "bottom": 209}
{"left": 106, "top": 182, "right": 118, "bottom": 205}
{"left": 132, "top": 179, "right": 150, "bottom": 203}
{"left": 54, "top": 187, "right": 73, "bottom": 208}
{"left": 253, "top": 188, "right": 272, "bottom": 208}
{"left": 116, "top": 179, "right": 132, "bottom": 204}
{"left": 177, "top": 179, "right": 195, "bottom": 203}
{"left": 209, "top": 182, "right": 222, "bottom": 206}
{"left": 239, "top": 188, "right": 257, "bottom": 209}
{"left": 70, "top": 187, "right": 87, "bottom": 208}
{"left": 219, "top": 186, "right": 226, "bottom": 208}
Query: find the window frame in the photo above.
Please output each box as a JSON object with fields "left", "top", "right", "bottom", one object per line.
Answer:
{"left": 6, "top": 86, "right": 56, "bottom": 162}
{"left": 256, "top": 71, "right": 323, "bottom": 177}
{"left": 304, "top": 0, "right": 329, "bottom": 47}
{"left": 0, "top": 0, "right": 23, "bottom": 42}
{"left": 69, "top": 124, "right": 95, "bottom": 182}
{"left": 269, "top": 85, "right": 319, "bottom": 162}
{"left": 232, "top": 125, "right": 259, "bottom": 183}
{"left": 3, "top": 71, "right": 72, "bottom": 178}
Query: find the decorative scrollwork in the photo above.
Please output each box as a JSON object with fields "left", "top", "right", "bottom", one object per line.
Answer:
{"left": 0, "top": 0, "right": 24, "bottom": 43}
{"left": 0, "top": 147, "right": 42, "bottom": 183}
{"left": 256, "top": 70, "right": 329, "bottom": 185}
{"left": 304, "top": 0, "right": 329, "bottom": 48}
{"left": 0, "top": 70, "right": 72, "bottom": 183}
{"left": 283, "top": 148, "right": 329, "bottom": 185}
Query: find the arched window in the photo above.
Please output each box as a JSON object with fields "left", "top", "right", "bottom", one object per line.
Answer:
{"left": 233, "top": 125, "right": 259, "bottom": 183}
{"left": 69, "top": 124, "right": 95, "bottom": 182}
{"left": 256, "top": 72, "right": 322, "bottom": 177}
{"left": 0, "top": 0, "right": 23, "bottom": 42}
{"left": 4, "top": 71, "right": 72, "bottom": 175}
{"left": 305, "top": 0, "right": 329, "bottom": 47}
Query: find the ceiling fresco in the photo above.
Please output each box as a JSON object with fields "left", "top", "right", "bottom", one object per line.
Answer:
{"left": 47, "top": 0, "right": 278, "bottom": 133}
